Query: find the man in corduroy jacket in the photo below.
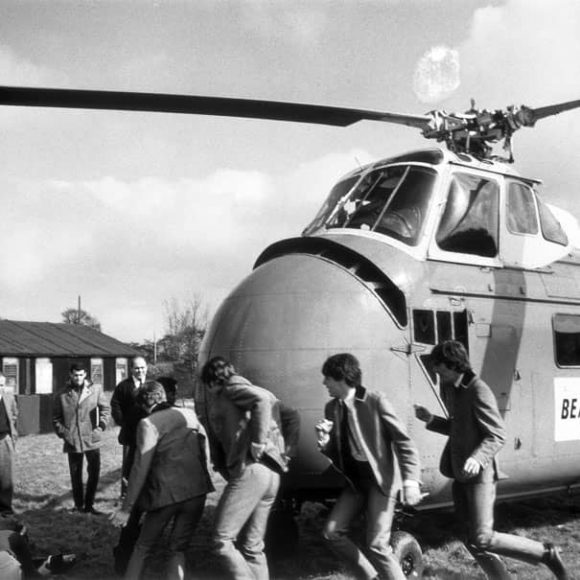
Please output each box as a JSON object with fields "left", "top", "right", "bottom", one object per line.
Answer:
{"left": 200, "top": 356, "right": 300, "bottom": 580}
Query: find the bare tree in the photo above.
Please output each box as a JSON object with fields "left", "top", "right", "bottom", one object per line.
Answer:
{"left": 162, "top": 296, "right": 209, "bottom": 373}
{"left": 61, "top": 307, "right": 102, "bottom": 331}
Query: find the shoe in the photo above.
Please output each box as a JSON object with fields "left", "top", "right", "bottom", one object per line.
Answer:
{"left": 68, "top": 506, "right": 82, "bottom": 513}
{"left": 47, "top": 553, "right": 78, "bottom": 573}
{"left": 543, "top": 543, "right": 570, "bottom": 580}
{"left": 84, "top": 506, "right": 105, "bottom": 515}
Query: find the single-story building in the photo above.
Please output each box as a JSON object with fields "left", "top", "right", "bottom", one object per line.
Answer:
{"left": 0, "top": 319, "right": 141, "bottom": 434}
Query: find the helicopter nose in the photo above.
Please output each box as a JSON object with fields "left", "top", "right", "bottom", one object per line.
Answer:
{"left": 199, "top": 246, "right": 415, "bottom": 491}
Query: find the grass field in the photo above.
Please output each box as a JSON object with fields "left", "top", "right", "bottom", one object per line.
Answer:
{"left": 12, "top": 423, "right": 580, "bottom": 579}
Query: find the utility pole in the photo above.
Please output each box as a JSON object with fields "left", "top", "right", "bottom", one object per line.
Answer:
{"left": 77, "top": 295, "right": 82, "bottom": 325}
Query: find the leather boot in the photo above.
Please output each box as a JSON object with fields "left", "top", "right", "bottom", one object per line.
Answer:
{"left": 542, "top": 543, "right": 569, "bottom": 580}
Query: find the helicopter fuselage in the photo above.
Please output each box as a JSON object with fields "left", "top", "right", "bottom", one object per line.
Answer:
{"left": 196, "top": 148, "right": 580, "bottom": 508}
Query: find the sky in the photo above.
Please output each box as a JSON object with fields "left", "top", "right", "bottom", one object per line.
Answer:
{"left": 1, "top": 0, "right": 580, "bottom": 343}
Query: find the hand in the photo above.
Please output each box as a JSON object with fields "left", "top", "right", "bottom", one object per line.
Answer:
{"left": 414, "top": 405, "right": 432, "bottom": 423}
{"left": 461, "top": 457, "right": 481, "bottom": 479}
{"left": 315, "top": 419, "right": 333, "bottom": 449}
{"left": 109, "top": 507, "right": 130, "bottom": 528}
{"left": 250, "top": 442, "right": 266, "bottom": 461}
{"left": 402, "top": 484, "right": 423, "bottom": 506}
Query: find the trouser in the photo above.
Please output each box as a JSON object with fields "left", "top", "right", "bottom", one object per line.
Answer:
{"left": 0, "top": 530, "right": 38, "bottom": 579}
{"left": 453, "top": 480, "right": 547, "bottom": 579}
{"left": 67, "top": 450, "right": 101, "bottom": 510}
{"left": 0, "top": 435, "right": 15, "bottom": 514}
{"left": 323, "top": 461, "right": 405, "bottom": 580}
{"left": 125, "top": 495, "right": 206, "bottom": 580}
{"left": 113, "top": 506, "right": 143, "bottom": 575}
{"left": 121, "top": 445, "right": 136, "bottom": 497}
{"left": 213, "top": 463, "right": 280, "bottom": 580}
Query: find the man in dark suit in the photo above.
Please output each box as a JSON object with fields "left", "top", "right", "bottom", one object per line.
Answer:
{"left": 316, "top": 353, "right": 421, "bottom": 580}
{"left": 110, "top": 381, "right": 214, "bottom": 580}
{"left": 111, "top": 356, "right": 148, "bottom": 497}
{"left": 415, "top": 340, "right": 569, "bottom": 580}
{"left": 0, "top": 372, "right": 18, "bottom": 515}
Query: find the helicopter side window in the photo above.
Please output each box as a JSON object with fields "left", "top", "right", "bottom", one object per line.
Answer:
{"left": 553, "top": 314, "right": 580, "bottom": 367}
{"left": 507, "top": 182, "right": 539, "bottom": 235}
{"left": 436, "top": 172, "right": 499, "bottom": 257}
{"left": 537, "top": 196, "right": 568, "bottom": 246}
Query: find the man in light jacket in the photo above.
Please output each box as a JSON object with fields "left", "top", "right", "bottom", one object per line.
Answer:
{"left": 0, "top": 372, "right": 18, "bottom": 515}
{"left": 200, "top": 356, "right": 300, "bottom": 580}
{"left": 110, "top": 381, "right": 214, "bottom": 580}
{"left": 52, "top": 363, "right": 110, "bottom": 514}
{"left": 316, "top": 353, "right": 422, "bottom": 580}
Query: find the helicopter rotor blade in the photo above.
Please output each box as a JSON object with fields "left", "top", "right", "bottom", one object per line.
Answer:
{"left": 0, "top": 85, "right": 431, "bottom": 129}
{"left": 526, "top": 98, "right": 580, "bottom": 125}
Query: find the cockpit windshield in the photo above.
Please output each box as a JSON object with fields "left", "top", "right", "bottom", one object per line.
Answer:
{"left": 303, "top": 164, "right": 437, "bottom": 247}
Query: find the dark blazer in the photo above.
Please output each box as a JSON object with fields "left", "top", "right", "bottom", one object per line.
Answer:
{"left": 322, "top": 385, "right": 421, "bottom": 495}
{"left": 427, "top": 371, "right": 506, "bottom": 483}
{"left": 124, "top": 405, "right": 214, "bottom": 512}
{"left": 0, "top": 393, "right": 18, "bottom": 439}
{"left": 53, "top": 381, "right": 111, "bottom": 453}
{"left": 111, "top": 377, "right": 146, "bottom": 446}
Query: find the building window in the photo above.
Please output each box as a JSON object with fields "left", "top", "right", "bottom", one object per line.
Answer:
{"left": 116, "top": 358, "right": 128, "bottom": 384}
{"left": 2, "top": 358, "right": 19, "bottom": 394}
{"left": 554, "top": 314, "right": 580, "bottom": 367}
{"left": 35, "top": 358, "right": 53, "bottom": 394}
{"left": 91, "top": 358, "right": 104, "bottom": 386}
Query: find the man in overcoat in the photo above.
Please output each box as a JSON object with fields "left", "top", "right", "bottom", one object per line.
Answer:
{"left": 0, "top": 372, "right": 18, "bottom": 515}
{"left": 415, "top": 340, "right": 569, "bottom": 580}
{"left": 53, "top": 363, "right": 110, "bottom": 514}
{"left": 316, "top": 353, "right": 422, "bottom": 580}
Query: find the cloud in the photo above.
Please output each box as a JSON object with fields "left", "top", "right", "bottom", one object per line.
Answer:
{"left": 0, "top": 149, "right": 373, "bottom": 340}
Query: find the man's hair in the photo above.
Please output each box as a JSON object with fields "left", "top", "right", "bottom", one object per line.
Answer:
{"left": 429, "top": 340, "right": 471, "bottom": 373}
{"left": 157, "top": 376, "right": 177, "bottom": 397}
{"left": 322, "top": 353, "right": 362, "bottom": 387}
{"left": 69, "top": 362, "right": 86, "bottom": 373}
{"left": 136, "top": 381, "right": 167, "bottom": 410}
{"left": 200, "top": 356, "right": 235, "bottom": 386}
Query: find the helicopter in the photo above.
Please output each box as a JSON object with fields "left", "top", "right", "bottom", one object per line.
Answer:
{"left": 2, "top": 85, "right": 580, "bottom": 576}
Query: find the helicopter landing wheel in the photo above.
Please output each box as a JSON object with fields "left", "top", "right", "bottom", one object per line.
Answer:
{"left": 390, "top": 530, "right": 424, "bottom": 578}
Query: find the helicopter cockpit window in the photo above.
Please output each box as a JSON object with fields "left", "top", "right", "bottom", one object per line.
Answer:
{"left": 537, "top": 196, "right": 568, "bottom": 246}
{"left": 303, "top": 176, "right": 359, "bottom": 235}
{"left": 323, "top": 165, "right": 436, "bottom": 246}
{"left": 507, "top": 182, "right": 539, "bottom": 235}
{"left": 436, "top": 172, "right": 499, "bottom": 257}
{"left": 553, "top": 314, "right": 580, "bottom": 367}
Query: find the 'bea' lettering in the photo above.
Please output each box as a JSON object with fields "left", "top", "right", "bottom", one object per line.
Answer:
{"left": 561, "top": 398, "right": 579, "bottom": 419}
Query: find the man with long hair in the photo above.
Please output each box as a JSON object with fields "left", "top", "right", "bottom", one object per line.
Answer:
{"left": 200, "top": 356, "right": 300, "bottom": 580}
{"left": 415, "top": 340, "right": 569, "bottom": 579}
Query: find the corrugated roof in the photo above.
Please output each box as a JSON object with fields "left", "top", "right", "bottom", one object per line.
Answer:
{"left": 0, "top": 320, "right": 140, "bottom": 357}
